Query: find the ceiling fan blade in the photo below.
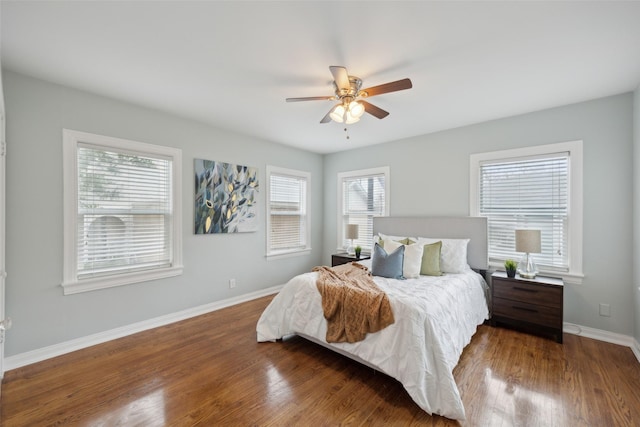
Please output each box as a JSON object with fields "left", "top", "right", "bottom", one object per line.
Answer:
{"left": 360, "top": 100, "right": 389, "bottom": 119}
{"left": 286, "top": 96, "right": 335, "bottom": 102}
{"left": 330, "top": 66, "right": 350, "bottom": 91}
{"left": 360, "top": 78, "right": 412, "bottom": 97}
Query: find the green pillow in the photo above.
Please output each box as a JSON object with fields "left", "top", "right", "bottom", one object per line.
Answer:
{"left": 420, "top": 241, "right": 443, "bottom": 276}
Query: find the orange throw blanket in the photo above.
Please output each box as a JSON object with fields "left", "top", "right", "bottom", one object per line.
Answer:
{"left": 313, "top": 262, "right": 395, "bottom": 343}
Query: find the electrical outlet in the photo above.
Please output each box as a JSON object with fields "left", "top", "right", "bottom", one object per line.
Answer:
{"left": 599, "top": 303, "right": 611, "bottom": 317}
{"left": 229, "top": 278, "right": 236, "bottom": 289}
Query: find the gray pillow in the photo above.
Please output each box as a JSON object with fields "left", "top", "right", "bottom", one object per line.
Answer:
{"left": 371, "top": 243, "right": 405, "bottom": 279}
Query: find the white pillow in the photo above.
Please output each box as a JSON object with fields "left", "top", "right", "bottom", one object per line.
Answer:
{"left": 376, "top": 233, "right": 409, "bottom": 244}
{"left": 416, "top": 237, "right": 470, "bottom": 273}
{"left": 384, "top": 239, "right": 423, "bottom": 279}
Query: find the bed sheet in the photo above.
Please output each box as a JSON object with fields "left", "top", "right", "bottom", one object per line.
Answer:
{"left": 256, "top": 268, "right": 489, "bottom": 420}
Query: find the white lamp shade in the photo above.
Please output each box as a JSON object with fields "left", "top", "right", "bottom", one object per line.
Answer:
{"left": 330, "top": 105, "right": 345, "bottom": 123}
{"left": 349, "top": 101, "right": 365, "bottom": 118}
{"left": 346, "top": 224, "right": 359, "bottom": 240}
{"left": 344, "top": 111, "right": 360, "bottom": 124}
{"left": 515, "top": 229, "right": 541, "bottom": 253}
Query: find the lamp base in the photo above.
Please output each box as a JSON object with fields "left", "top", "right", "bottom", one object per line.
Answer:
{"left": 518, "top": 271, "right": 538, "bottom": 279}
{"left": 517, "top": 253, "right": 538, "bottom": 279}
{"left": 346, "top": 239, "right": 355, "bottom": 255}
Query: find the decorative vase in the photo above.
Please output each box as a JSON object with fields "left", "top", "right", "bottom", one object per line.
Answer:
{"left": 506, "top": 269, "right": 516, "bottom": 278}
{"left": 355, "top": 249, "right": 361, "bottom": 259}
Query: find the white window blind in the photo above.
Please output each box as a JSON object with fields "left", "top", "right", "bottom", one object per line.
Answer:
{"left": 77, "top": 144, "right": 173, "bottom": 279}
{"left": 340, "top": 169, "right": 387, "bottom": 252}
{"left": 479, "top": 153, "right": 569, "bottom": 271}
{"left": 63, "top": 129, "right": 182, "bottom": 294}
{"left": 267, "top": 166, "right": 310, "bottom": 256}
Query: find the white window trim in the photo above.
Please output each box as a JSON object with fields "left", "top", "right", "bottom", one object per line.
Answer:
{"left": 470, "top": 140, "right": 583, "bottom": 284}
{"left": 62, "top": 129, "right": 183, "bottom": 295}
{"left": 336, "top": 166, "right": 390, "bottom": 252}
{"left": 265, "top": 165, "right": 311, "bottom": 259}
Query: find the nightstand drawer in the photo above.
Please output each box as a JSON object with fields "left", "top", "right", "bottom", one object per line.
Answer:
{"left": 493, "top": 278, "right": 562, "bottom": 308}
{"left": 493, "top": 297, "right": 562, "bottom": 329}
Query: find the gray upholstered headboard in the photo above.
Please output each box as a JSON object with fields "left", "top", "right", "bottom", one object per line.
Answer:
{"left": 372, "top": 216, "right": 488, "bottom": 270}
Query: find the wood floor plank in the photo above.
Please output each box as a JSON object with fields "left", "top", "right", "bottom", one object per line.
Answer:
{"left": 2, "top": 295, "right": 640, "bottom": 426}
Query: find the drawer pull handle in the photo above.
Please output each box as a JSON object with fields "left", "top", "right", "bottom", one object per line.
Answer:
{"left": 513, "top": 306, "right": 538, "bottom": 313}
{"left": 513, "top": 286, "right": 538, "bottom": 293}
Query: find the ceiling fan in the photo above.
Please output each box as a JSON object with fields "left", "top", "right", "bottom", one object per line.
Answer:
{"left": 286, "top": 66, "right": 412, "bottom": 124}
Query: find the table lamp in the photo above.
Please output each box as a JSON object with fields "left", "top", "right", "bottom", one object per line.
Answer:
{"left": 346, "top": 224, "right": 359, "bottom": 255}
{"left": 515, "top": 229, "right": 541, "bottom": 279}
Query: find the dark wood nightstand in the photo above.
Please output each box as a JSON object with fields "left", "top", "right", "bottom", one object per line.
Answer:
{"left": 491, "top": 271, "right": 564, "bottom": 343}
{"left": 331, "top": 253, "right": 370, "bottom": 267}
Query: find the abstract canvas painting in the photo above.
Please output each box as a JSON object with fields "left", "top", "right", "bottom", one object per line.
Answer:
{"left": 194, "top": 159, "right": 259, "bottom": 233}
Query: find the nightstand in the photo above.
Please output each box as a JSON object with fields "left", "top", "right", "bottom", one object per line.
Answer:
{"left": 491, "top": 271, "right": 564, "bottom": 343}
{"left": 331, "top": 253, "right": 370, "bottom": 267}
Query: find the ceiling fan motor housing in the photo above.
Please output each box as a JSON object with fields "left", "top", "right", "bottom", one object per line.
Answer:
{"left": 333, "top": 76, "right": 363, "bottom": 100}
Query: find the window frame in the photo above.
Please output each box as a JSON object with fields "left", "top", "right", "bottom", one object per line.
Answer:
{"left": 336, "top": 166, "right": 390, "bottom": 253}
{"left": 265, "top": 165, "right": 311, "bottom": 259}
{"left": 470, "top": 140, "right": 583, "bottom": 284}
{"left": 62, "top": 129, "right": 183, "bottom": 295}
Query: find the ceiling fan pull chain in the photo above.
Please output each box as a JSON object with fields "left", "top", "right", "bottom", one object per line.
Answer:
{"left": 344, "top": 127, "right": 350, "bottom": 140}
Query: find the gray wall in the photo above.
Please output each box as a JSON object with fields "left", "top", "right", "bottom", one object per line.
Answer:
{"left": 3, "top": 71, "right": 324, "bottom": 356}
{"left": 324, "top": 93, "right": 635, "bottom": 335}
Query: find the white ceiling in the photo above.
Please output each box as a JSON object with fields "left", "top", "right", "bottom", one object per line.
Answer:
{"left": 2, "top": 1, "right": 640, "bottom": 154}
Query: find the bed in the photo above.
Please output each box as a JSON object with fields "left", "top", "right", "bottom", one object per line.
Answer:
{"left": 256, "top": 216, "right": 490, "bottom": 420}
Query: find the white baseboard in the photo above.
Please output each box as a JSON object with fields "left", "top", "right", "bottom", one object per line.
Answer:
{"left": 632, "top": 338, "right": 640, "bottom": 364}
{"left": 563, "top": 322, "right": 640, "bottom": 363}
{"left": 4, "top": 285, "right": 283, "bottom": 372}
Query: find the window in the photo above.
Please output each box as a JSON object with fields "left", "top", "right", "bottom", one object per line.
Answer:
{"left": 337, "top": 167, "right": 390, "bottom": 252}
{"left": 266, "top": 166, "right": 311, "bottom": 258}
{"left": 62, "top": 129, "right": 182, "bottom": 294}
{"left": 470, "top": 141, "right": 583, "bottom": 283}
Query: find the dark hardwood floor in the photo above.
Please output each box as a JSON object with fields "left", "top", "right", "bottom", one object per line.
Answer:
{"left": 2, "top": 294, "right": 640, "bottom": 426}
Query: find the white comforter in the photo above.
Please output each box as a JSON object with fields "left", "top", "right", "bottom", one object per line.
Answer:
{"left": 256, "top": 268, "right": 489, "bottom": 420}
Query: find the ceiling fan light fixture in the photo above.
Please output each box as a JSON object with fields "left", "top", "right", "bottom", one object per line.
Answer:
{"left": 344, "top": 112, "right": 360, "bottom": 124}
{"left": 349, "top": 101, "right": 365, "bottom": 118}
{"left": 330, "top": 104, "right": 345, "bottom": 123}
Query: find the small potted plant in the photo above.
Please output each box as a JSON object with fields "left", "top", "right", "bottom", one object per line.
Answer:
{"left": 354, "top": 245, "right": 362, "bottom": 259}
{"left": 505, "top": 259, "right": 517, "bottom": 278}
